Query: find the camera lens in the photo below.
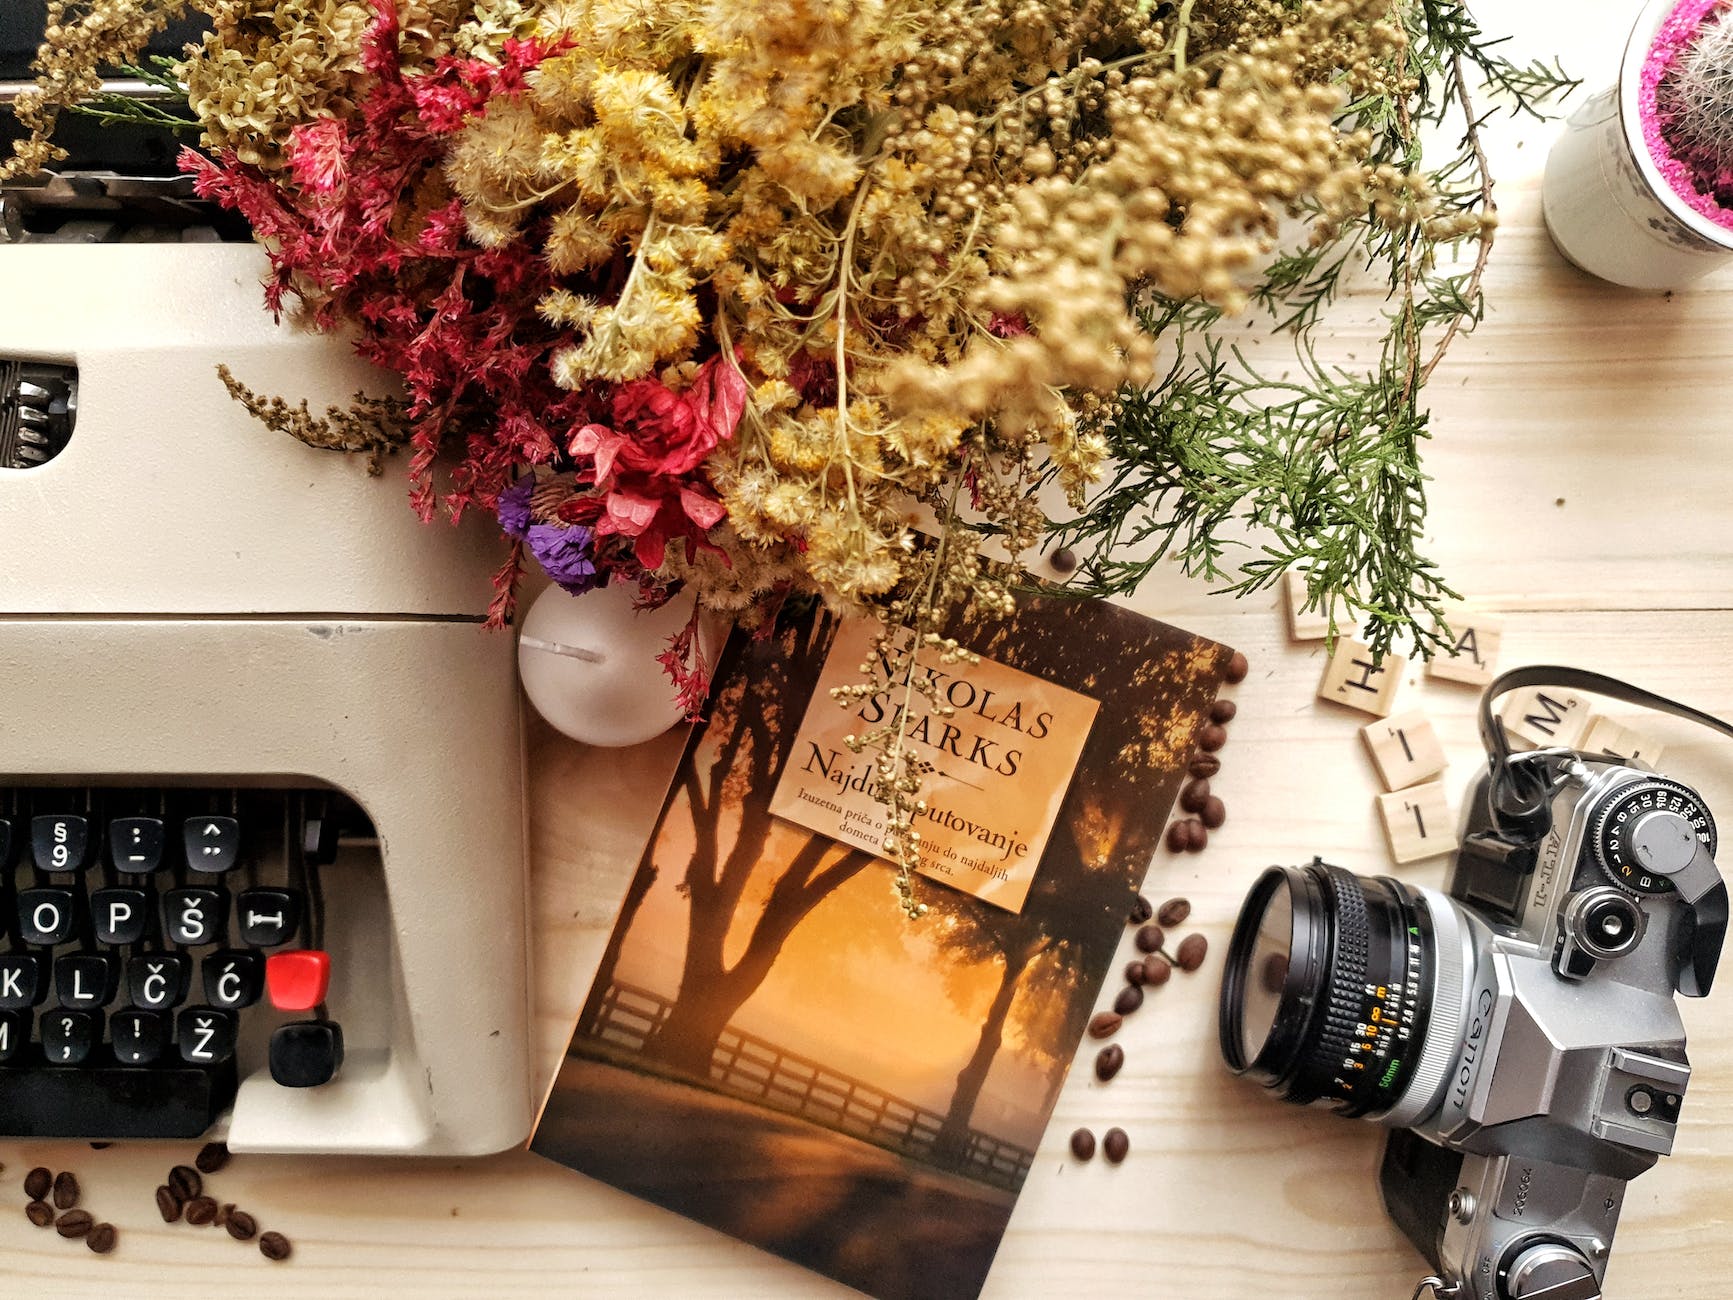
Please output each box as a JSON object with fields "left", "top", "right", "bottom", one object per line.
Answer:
{"left": 1219, "top": 861, "right": 1439, "bottom": 1118}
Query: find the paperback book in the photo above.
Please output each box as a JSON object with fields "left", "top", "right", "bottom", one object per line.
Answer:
{"left": 532, "top": 595, "right": 1231, "bottom": 1299}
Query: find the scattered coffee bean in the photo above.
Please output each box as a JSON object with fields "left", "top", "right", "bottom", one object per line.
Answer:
{"left": 1134, "top": 923, "right": 1165, "bottom": 954}
{"left": 1188, "top": 753, "right": 1221, "bottom": 778}
{"left": 1197, "top": 723, "right": 1228, "bottom": 753}
{"left": 55, "top": 1209, "right": 94, "bottom": 1239}
{"left": 1185, "top": 821, "right": 1209, "bottom": 853}
{"left": 1179, "top": 778, "right": 1210, "bottom": 813}
{"left": 259, "top": 1231, "right": 293, "bottom": 1263}
{"left": 25, "top": 1200, "right": 54, "bottom": 1228}
{"left": 24, "top": 1167, "right": 52, "bottom": 1201}
{"left": 216, "top": 1202, "right": 235, "bottom": 1228}
{"left": 87, "top": 1223, "right": 117, "bottom": 1254}
{"left": 1047, "top": 546, "right": 1078, "bottom": 576}
{"left": 88, "top": 1142, "right": 111, "bottom": 1151}
{"left": 194, "top": 1142, "right": 231, "bottom": 1175}
{"left": 1113, "top": 984, "right": 1144, "bottom": 1015}
{"left": 52, "top": 1171, "right": 79, "bottom": 1211}
{"left": 184, "top": 1196, "right": 219, "bottom": 1227}
{"left": 1165, "top": 821, "right": 1191, "bottom": 853}
{"left": 1200, "top": 796, "right": 1227, "bottom": 830}
{"left": 168, "top": 1165, "right": 201, "bottom": 1202}
{"left": 1069, "top": 1127, "right": 1096, "bottom": 1161}
{"left": 1177, "top": 933, "right": 1210, "bottom": 972}
{"left": 1157, "top": 897, "right": 1192, "bottom": 927}
{"left": 1142, "top": 955, "right": 1173, "bottom": 986}
{"left": 1127, "top": 894, "right": 1153, "bottom": 925}
{"left": 1102, "top": 1127, "right": 1130, "bottom": 1164}
{"left": 1088, "top": 1011, "right": 1123, "bottom": 1039}
{"left": 155, "top": 1185, "right": 183, "bottom": 1224}
{"left": 1124, "top": 958, "right": 1148, "bottom": 986}
{"left": 1225, "top": 650, "right": 1249, "bottom": 684}
{"left": 225, "top": 1209, "right": 258, "bottom": 1242}
{"left": 1094, "top": 1043, "right": 1125, "bottom": 1081}
{"left": 1209, "top": 698, "right": 1238, "bottom": 724}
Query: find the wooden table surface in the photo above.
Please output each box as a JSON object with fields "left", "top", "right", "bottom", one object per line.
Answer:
{"left": 7, "top": 4, "right": 1733, "bottom": 1295}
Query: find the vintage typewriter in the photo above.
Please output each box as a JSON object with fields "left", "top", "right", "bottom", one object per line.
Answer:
{"left": 0, "top": 9, "right": 534, "bottom": 1153}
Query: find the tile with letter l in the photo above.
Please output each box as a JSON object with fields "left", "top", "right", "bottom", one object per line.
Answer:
{"left": 1425, "top": 604, "right": 1504, "bottom": 688}
{"left": 1376, "top": 781, "right": 1458, "bottom": 865}
{"left": 1317, "top": 636, "right": 1406, "bottom": 717}
{"left": 1498, "top": 686, "right": 1593, "bottom": 750}
{"left": 1361, "top": 710, "right": 1448, "bottom": 791}
{"left": 1580, "top": 716, "right": 1665, "bottom": 769}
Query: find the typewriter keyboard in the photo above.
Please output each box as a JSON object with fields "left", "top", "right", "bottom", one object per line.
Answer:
{"left": 0, "top": 785, "right": 366, "bottom": 1138}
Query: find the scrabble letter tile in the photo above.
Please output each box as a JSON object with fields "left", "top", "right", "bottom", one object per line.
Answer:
{"left": 1498, "top": 687, "right": 1593, "bottom": 750}
{"left": 1580, "top": 716, "right": 1665, "bottom": 768}
{"left": 1425, "top": 605, "right": 1504, "bottom": 688}
{"left": 1283, "top": 571, "right": 1335, "bottom": 641}
{"left": 1376, "top": 781, "right": 1458, "bottom": 865}
{"left": 1318, "top": 637, "right": 1406, "bottom": 717}
{"left": 1362, "top": 710, "right": 1448, "bottom": 791}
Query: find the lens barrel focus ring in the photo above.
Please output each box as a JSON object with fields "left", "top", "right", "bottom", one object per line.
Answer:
{"left": 1308, "top": 867, "right": 1373, "bottom": 1101}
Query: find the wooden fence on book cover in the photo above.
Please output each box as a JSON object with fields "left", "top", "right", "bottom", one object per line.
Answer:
{"left": 585, "top": 980, "right": 1035, "bottom": 1192}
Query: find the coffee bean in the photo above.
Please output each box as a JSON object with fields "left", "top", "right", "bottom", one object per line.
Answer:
{"left": 1157, "top": 897, "right": 1192, "bottom": 927}
{"left": 216, "top": 1202, "right": 234, "bottom": 1228}
{"left": 1197, "top": 723, "right": 1228, "bottom": 753}
{"left": 194, "top": 1142, "right": 231, "bottom": 1175}
{"left": 1210, "top": 698, "right": 1238, "bottom": 724}
{"left": 1124, "top": 958, "right": 1148, "bottom": 986}
{"left": 23, "top": 1167, "right": 51, "bottom": 1201}
{"left": 1180, "top": 778, "right": 1210, "bottom": 813}
{"left": 1177, "top": 933, "right": 1210, "bottom": 972}
{"left": 1165, "top": 821, "right": 1190, "bottom": 853}
{"left": 1142, "top": 955, "right": 1173, "bottom": 986}
{"left": 225, "top": 1209, "right": 258, "bottom": 1242}
{"left": 1127, "top": 893, "right": 1153, "bottom": 925}
{"left": 55, "top": 1209, "right": 94, "bottom": 1239}
{"left": 259, "top": 1231, "right": 293, "bottom": 1263}
{"left": 1069, "top": 1127, "right": 1096, "bottom": 1161}
{"left": 1113, "top": 984, "right": 1144, "bottom": 1015}
{"left": 52, "top": 1171, "right": 79, "bottom": 1211}
{"left": 25, "top": 1200, "right": 53, "bottom": 1228}
{"left": 155, "top": 1185, "right": 183, "bottom": 1224}
{"left": 88, "top": 1142, "right": 111, "bottom": 1151}
{"left": 1088, "top": 1011, "right": 1122, "bottom": 1039}
{"left": 1094, "top": 1043, "right": 1125, "bottom": 1081}
{"left": 1185, "top": 821, "right": 1208, "bottom": 853}
{"left": 1188, "top": 754, "right": 1221, "bottom": 778}
{"left": 1102, "top": 1127, "right": 1130, "bottom": 1164}
{"left": 1225, "top": 650, "right": 1249, "bottom": 684}
{"left": 1134, "top": 923, "right": 1165, "bottom": 954}
{"left": 1200, "top": 796, "right": 1227, "bottom": 830}
{"left": 1048, "top": 546, "right": 1078, "bottom": 575}
{"left": 184, "top": 1196, "right": 219, "bottom": 1227}
{"left": 87, "top": 1223, "right": 117, "bottom": 1254}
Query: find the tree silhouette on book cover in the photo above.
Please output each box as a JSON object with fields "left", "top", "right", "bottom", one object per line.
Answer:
{"left": 535, "top": 596, "right": 1229, "bottom": 1300}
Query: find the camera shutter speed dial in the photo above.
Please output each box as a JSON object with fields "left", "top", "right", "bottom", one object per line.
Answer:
{"left": 1592, "top": 778, "right": 1717, "bottom": 896}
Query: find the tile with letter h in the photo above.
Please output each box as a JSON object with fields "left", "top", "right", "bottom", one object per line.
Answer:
{"left": 1362, "top": 710, "right": 1448, "bottom": 791}
{"left": 1497, "top": 686, "right": 1594, "bottom": 751}
{"left": 1376, "top": 781, "right": 1458, "bottom": 865}
{"left": 1317, "top": 636, "right": 1406, "bottom": 718}
{"left": 1424, "top": 605, "right": 1503, "bottom": 688}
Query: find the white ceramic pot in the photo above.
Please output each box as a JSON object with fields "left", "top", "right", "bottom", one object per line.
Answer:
{"left": 1543, "top": 0, "right": 1733, "bottom": 290}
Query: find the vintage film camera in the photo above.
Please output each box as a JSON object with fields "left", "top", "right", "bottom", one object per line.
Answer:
{"left": 1218, "top": 668, "right": 1729, "bottom": 1300}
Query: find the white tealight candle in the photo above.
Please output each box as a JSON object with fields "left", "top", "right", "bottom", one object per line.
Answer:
{"left": 518, "top": 581, "right": 712, "bottom": 747}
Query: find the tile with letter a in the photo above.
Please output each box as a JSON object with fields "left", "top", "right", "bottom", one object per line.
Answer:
{"left": 1498, "top": 686, "right": 1593, "bottom": 750}
{"left": 1580, "top": 716, "right": 1665, "bottom": 769}
{"left": 1425, "top": 605, "right": 1504, "bottom": 687}
{"left": 1317, "top": 637, "right": 1406, "bottom": 717}
{"left": 1377, "top": 781, "right": 1458, "bottom": 865}
{"left": 1361, "top": 710, "right": 1448, "bottom": 791}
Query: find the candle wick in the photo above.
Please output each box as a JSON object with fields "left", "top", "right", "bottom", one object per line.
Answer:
{"left": 520, "top": 634, "right": 607, "bottom": 665}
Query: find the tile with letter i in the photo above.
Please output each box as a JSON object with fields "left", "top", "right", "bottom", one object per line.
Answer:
{"left": 1361, "top": 710, "right": 1448, "bottom": 791}
{"left": 1498, "top": 686, "right": 1593, "bottom": 750}
{"left": 1580, "top": 716, "right": 1665, "bottom": 769}
{"left": 1283, "top": 571, "right": 1335, "bottom": 641}
{"left": 1377, "top": 781, "right": 1458, "bottom": 865}
{"left": 1425, "top": 605, "right": 1504, "bottom": 688}
{"left": 1317, "top": 636, "right": 1406, "bottom": 717}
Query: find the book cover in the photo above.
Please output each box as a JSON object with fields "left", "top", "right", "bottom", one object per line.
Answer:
{"left": 531, "top": 596, "right": 1230, "bottom": 1300}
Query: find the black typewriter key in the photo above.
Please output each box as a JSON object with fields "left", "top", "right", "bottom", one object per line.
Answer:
{"left": 183, "top": 816, "right": 242, "bottom": 874}
{"left": 237, "top": 888, "right": 302, "bottom": 948}
{"left": 54, "top": 954, "right": 117, "bottom": 1008}
{"left": 126, "top": 953, "right": 189, "bottom": 1010}
{"left": 162, "top": 888, "right": 226, "bottom": 947}
{"left": 108, "top": 817, "right": 166, "bottom": 873}
{"left": 176, "top": 1007, "right": 238, "bottom": 1066}
{"left": 269, "top": 1020, "right": 344, "bottom": 1088}
{"left": 42, "top": 1009, "right": 101, "bottom": 1066}
{"left": 0, "top": 955, "right": 43, "bottom": 1009}
{"left": 202, "top": 950, "right": 263, "bottom": 1010}
{"left": 17, "top": 888, "right": 76, "bottom": 945}
{"left": 111, "top": 1009, "right": 171, "bottom": 1066}
{"left": 91, "top": 887, "right": 149, "bottom": 946}
{"left": 0, "top": 1009, "right": 28, "bottom": 1062}
{"left": 31, "top": 815, "right": 90, "bottom": 873}
{"left": 0, "top": 815, "right": 15, "bottom": 869}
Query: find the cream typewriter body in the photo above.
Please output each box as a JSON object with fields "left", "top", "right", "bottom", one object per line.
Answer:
{"left": 0, "top": 240, "right": 534, "bottom": 1156}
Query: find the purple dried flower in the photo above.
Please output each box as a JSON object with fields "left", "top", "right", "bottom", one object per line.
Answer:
{"left": 496, "top": 476, "right": 534, "bottom": 539}
{"left": 528, "top": 522, "right": 600, "bottom": 594}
